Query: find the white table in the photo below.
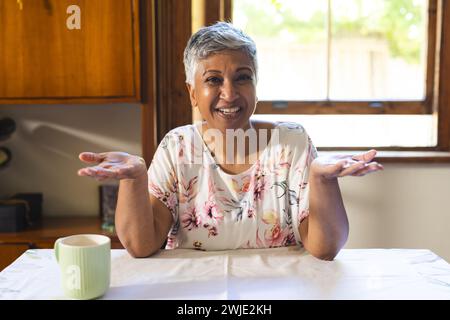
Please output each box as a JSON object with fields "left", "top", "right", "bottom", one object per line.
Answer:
{"left": 1, "top": 247, "right": 450, "bottom": 299}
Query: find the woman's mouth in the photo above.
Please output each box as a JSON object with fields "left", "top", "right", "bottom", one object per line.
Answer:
{"left": 215, "top": 106, "right": 242, "bottom": 120}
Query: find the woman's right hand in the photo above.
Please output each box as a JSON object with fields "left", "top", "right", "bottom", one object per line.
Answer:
{"left": 77, "top": 152, "right": 147, "bottom": 181}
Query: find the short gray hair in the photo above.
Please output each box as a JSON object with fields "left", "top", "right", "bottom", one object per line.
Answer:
{"left": 183, "top": 22, "right": 258, "bottom": 86}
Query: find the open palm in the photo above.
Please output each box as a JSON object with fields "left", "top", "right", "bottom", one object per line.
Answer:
{"left": 77, "top": 152, "right": 147, "bottom": 181}
{"left": 311, "top": 149, "right": 383, "bottom": 180}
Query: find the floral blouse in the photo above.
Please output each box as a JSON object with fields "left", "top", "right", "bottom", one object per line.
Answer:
{"left": 147, "top": 121, "right": 317, "bottom": 251}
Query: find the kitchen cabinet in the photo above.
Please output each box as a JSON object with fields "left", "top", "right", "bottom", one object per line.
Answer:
{"left": 0, "top": 0, "right": 140, "bottom": 104}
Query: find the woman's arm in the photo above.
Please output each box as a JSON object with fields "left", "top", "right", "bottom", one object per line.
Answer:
{"left": 300, "top": 150, "right": 383, "bottom": 260}
{"left": 302, "top": 175, "right": 348, "bottom": 260}
{"left": 115, "top": 175, "right": 173, "bottom": 258}
{"left": 78, "top": 152, "right": 173, "bottom": 258}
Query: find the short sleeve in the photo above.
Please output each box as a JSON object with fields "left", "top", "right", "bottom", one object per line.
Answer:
{"left": 286, "top": 126, "right": 318, "bottom": 246}
{"left": 147, "top": 132, "right": 179, "bottom": 221}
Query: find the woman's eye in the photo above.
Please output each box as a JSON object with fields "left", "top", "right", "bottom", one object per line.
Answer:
{"left": 236, "top": 74, "right": 253, "bottom": 82}
{"left": 206, "top": 77, "right": 222, "bottom": 85}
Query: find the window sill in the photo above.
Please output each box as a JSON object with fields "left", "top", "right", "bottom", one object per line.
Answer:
{"left": 317, "top": 150, "right": 450, "bottom": 163}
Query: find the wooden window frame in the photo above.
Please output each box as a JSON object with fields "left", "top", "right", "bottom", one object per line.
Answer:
{"left": 141, "top": 0, "right": 450, "bottom": 163}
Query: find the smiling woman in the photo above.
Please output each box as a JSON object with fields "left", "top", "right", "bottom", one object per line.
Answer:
{"left": 78, "top": 22, "right": 383, "bottom": 260}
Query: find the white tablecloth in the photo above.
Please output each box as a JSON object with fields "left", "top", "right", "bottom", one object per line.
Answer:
{"left": 1, "top": 247, "right": 450, "bottom": 299}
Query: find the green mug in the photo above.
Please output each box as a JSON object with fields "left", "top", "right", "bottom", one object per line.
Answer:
{"left": 54, "top": 234, "right": 111, "bottom": 300}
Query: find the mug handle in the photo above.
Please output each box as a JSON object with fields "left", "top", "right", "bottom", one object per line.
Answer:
{"left": 54, "top": 238, "right": 61, "bottom": 263}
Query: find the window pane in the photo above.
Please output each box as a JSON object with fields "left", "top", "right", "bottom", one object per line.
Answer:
{"left": 233, "top": 0, "right": 328, "bottom": 100}
{"left": 251, "top": 114, "right": 435, "bottom": 147}
{"left": 233, "top": 0, "right": 429, "bottom": 101}
{"left": 330, "top": 0, "right": 428, "bottom": 100}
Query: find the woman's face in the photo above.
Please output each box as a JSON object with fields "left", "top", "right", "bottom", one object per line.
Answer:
{"left": 187, "top": 50, "right": 257, "bottom": 132}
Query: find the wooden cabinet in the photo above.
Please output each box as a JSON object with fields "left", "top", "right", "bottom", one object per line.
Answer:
{"left": 0, "top": 0, "right": 140, "bottom": 103}
{"left": 0, "top": 217, "right": 123, "bottom": 271}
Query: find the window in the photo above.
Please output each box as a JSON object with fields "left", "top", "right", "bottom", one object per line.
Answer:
{"left": 234, "top": 0, "right": 433, "bottom": 104}
{"left": 232, "top": 0, "right": 443, "bottom": 149}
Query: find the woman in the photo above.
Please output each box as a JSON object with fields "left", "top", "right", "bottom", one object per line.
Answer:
{"left": 78, "top": 22, "right": 383, "bottom": 260}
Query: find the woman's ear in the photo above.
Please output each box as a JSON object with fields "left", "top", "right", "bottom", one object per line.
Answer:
{"left": 186, "top": 83, "right": 197, "bottom": 108}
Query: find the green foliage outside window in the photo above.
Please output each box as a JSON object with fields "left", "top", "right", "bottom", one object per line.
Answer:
{"left": 234, "top": 0, "right": 426, "bottom": 64}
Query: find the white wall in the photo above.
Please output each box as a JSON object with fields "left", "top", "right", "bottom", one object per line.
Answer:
{"left": 340, "top": 164, "right": 450, "bottom": 262}
{"left": 0, "top": 104, "right": 141, "bottom": 217}
{"left": 1, "top": 105, "right": 449, "bottom": 262}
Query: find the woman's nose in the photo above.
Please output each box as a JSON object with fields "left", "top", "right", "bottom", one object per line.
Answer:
{"left": 219, "top": 80, "right": 239, "bottom": 102}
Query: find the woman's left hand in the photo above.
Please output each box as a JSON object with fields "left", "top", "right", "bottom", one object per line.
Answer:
{"left": 310, "top": 149, "right": 383, "bottom": 180}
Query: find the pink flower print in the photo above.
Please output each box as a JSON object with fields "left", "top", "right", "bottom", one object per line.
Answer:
{"left": 230, "top": 176, "right": 251, "bottom": 194}
{"left": 202, "top": 200, "right": 223, "bottom": 224}
{"left": 179, "top": 176, "right": 198, "bottom": 203}
{"left": 264, "top": 223, "right": 292, "bottom": 247}
{"left": 201, "top": 222, "right": 219, "bottom": 238}
{"left": 253, "top": 175, "right": 266, "bottom": 202}
{"left": 298, "top": 209, "right": 309, "bottom": 224}
{"left": 178, "top": 135, "right": 185, "bottom": 159}
{"left": 166, "top": 192, "right": 178, "bottom": 211}
{"left": 164, "top": 171, "right": 178, "bottom": 194}
{"left": 247, "top": 206, "right": 255, "bottom": 219}
{"left": 181, "top": 206, "right": 200, "bottom": 230}
{"left": 148, "top": 182, "right": 177, "bottom": 212}
{"left": 207, "top": 225, "right": 218, "bottom": 237}
{"left": 241, "top": 175, "right": 251, "bottom": 192}
{"left": 265, "top": 223, "right": 281, "bottom": 244}
{"left": 207, "top": 177, "right": 224, "bottom": 195}
{"left": 166, "top": 235, "right": 177, "bottom": 249}
{"left": 262, "top": 210, "right": 290, "bottom": 247}
{"left": 148, "top": 182, "right": 165, "bottom": 199}
{"left": 193, "top": 241, "right": 204, "bottom": 250}
{"left": 179, "top": 147, "right": 184, "bottom": 159}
